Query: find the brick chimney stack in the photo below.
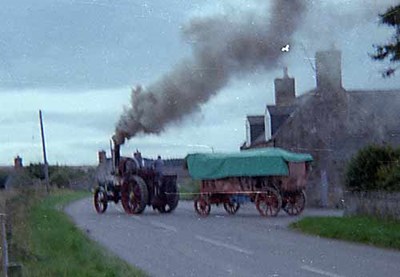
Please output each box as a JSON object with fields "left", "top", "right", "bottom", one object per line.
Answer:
{"left": 316, "top": 50, "right": 342, "bottom": 90}
{"left": 274, "top": 67, "right": 296, "bottom": 106}
{"left": 98, "top": 150, "right": 106, "bottom": 164}
{"left": 14, "top": 155, "right": 23, "bottom": 169}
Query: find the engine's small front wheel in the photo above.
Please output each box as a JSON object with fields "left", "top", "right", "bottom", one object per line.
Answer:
{"left": 94, "top": 187, "right": 108, "bottom": 214}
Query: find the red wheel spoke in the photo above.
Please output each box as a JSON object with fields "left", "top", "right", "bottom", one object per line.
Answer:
{"left": 256, "top": 188, "right": 281, "bottom": 217}
{"left": 195, "top": 196, "right": 211, "bottom": 217}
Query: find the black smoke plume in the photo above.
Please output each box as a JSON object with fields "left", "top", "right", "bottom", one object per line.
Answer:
{"left": 114, "top": 0, "right": 306, "bottom": 145}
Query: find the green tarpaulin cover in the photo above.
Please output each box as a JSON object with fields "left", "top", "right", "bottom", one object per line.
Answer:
{"left": 185, "top": 148, "right": 313, "bottom": 180}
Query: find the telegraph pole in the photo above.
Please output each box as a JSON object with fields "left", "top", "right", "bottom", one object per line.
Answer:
{"left": 39, "top": 110, "right": 50, "bottom": 194}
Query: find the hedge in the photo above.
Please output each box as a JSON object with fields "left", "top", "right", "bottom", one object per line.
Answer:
{"left": 345, "top": 145, "right": 400, "bottom": 192}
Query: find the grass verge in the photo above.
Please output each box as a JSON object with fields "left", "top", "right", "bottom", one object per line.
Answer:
{"left": 9, "top": 189, "right": 146, "bottom": 276}
{"left": 290, "top": 216, "right": 400, "bottom": 250}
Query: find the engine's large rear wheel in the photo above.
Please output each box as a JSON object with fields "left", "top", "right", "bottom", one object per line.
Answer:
{"left": 121, "top": 176, "right": 149, "bottom": 214}
{"left": 158, "top": 177, "right": 179, "bottom": 213}
{"left": 94, "top": 187, "right": 108, "bottom": 214}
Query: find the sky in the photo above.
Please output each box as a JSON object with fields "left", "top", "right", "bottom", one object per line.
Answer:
{"left": 0, "top": 0, "right": 399, "bottom": 165}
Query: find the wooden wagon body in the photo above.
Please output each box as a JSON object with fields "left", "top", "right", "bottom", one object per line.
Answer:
{"left": 185, "top": 148, "right": 313, "bottom": 217}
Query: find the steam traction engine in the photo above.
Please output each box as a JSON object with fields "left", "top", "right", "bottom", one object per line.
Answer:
{"left": 93, "top": 142, "right": 179, "bottom": 214}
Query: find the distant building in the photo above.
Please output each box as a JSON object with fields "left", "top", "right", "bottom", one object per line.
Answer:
{"left": 242, "top": 49, "right": 400, "bottom": 207}
{"left": 14, "top": 155, "right": 23, "bottom": 169}
{"left": 1, "top": 156, "right": 31, "bottom": 189}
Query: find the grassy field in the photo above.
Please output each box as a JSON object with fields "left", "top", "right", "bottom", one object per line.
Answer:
{"left": 8, "top": 189, "right": 146, "bottom": 276}
{"left": 291, "top": 216, "right": 400, "bottom": 250}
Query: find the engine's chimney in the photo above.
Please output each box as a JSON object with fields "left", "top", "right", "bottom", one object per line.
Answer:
{"left": 111, "top": 137, "right": 121, "bottom": 173}
{"left": 274, "top": 67, "right": 295, "bottom": 106}
{"left": 316, "top": 50, "right": 342, "bottom": 91}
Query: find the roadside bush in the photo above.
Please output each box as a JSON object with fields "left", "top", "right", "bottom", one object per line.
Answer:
{"left": 0, "top": 170, "right": 9, "bottom": 188}
{"left": 6, "top": 169, "right": 35, "bottom": 188}
{"left": 50, "top": 169, "right": 71, "bottom": 188}
{"left": 345, "top": 145, "right": 400, "bottom": 192}
{"left": 28, "top": 163, "right": 93, "bottom": 189}
{"left": 377, "top": 164, "right": 400, "bottom": 192}
{"left": 28, "top": 163, "right": 45, "bottom": 180}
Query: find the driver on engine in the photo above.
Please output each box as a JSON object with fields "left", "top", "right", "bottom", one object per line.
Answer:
{"left": 153, "top": 155, "right": 164, "bottom": 195}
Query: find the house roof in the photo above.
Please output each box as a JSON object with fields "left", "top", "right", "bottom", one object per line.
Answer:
{"left": 267, "top": 90, "right": 314, "bottom": 116}
{"left": 270, "top": 87, "right": 400, "bottom": 149}
{"left": 246, "top": 115, "right": 264, "bottom": 125}
{"left": 346, "top": 89, "right": 400, "bottom": 141}
{"left": 267, "top": 105, "right": 296, "bottom": 116}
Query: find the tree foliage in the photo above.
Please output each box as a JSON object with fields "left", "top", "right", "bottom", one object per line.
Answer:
{"left": 371, "top": 4, "right": 400, "bottom": 77}
{"left": 345, "top": 145, "right": 400, "bottom": 192}
{"left": 28, "top": 163, "right": 90, "bottom": 188}
{"left": 49, "top": 169, "right": 71, "bottom": 188}
{"left": 0, "top": 170, "right": 9, "bottom": 188}
{"left": 28, "top": 163, "right": 46, "bottom": 180}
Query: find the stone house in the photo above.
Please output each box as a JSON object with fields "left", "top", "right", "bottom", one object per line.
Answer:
{"left": 1, "top": 156, "right": 31, "bottom": 189}
{"left": 242, "top": 50, "right": 400, "bottom": 207}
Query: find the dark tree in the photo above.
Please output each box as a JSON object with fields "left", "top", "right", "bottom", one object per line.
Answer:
{"left": 345, "top": 145, "right": 400, "bottom": 192}
{"left": 371, "top": 4, "right": 400, "bottom": 77}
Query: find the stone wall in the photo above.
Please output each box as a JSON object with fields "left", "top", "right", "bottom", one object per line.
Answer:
{"left": 344, "top": 191, "right": 400, "bottom": 220}
{"left": 272, "top": 90, "right": 349, "bottom": 208}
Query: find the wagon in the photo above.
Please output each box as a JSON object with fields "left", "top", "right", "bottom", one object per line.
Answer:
{"left": 185, "top": 148, "right": 313, "bottom": 217}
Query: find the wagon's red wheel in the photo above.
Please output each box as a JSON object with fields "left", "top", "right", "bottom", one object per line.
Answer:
{"left": 223, "top": 201, "right": 240, "bottom": 215}
{"left": 256, "top": 187, "right": 281, "bottom": 217}
{"left": 94, "top": 187, "right": 108, "bottom": 214}
{"left": 194, "top": 196, "right": 211, "bottom": 217}
{"left": 283, "top": 190, "right": 306, "bottom": 216}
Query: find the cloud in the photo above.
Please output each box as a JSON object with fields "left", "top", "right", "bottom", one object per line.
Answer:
{"left": 0, "top": 0, "right": 192, "bottom": 89}
{"left": 43, "top": 111, "right": 117, "bottom": 133}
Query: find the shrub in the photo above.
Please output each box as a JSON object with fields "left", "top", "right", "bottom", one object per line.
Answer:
{"left": 0, "top": 170, "right": 9, "bottom": 188}
{"left": 28, "top": 163, "right": 45, "bottom": 180}
{"left": 345, "top": 145, "right": 400, "bottom": 192}
{"left": 50, "top": 169, "right": 71, "bottom": 188}
{"left": 378, "top": 164, "right": 400, "bottom": 192}
{"left": 28, "top": 163, "right": 93, "bottom": 189}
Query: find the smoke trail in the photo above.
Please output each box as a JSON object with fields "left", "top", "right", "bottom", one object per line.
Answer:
{"left": 114, "top": 0, "right": 306, "bottom": 145}
{"left": 298, "top": 0, "right": 399, "bottom": 49}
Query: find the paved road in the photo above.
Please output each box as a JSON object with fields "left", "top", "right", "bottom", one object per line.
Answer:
{"left": 65, "top": 198, "right": 400, "bottom": 277}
